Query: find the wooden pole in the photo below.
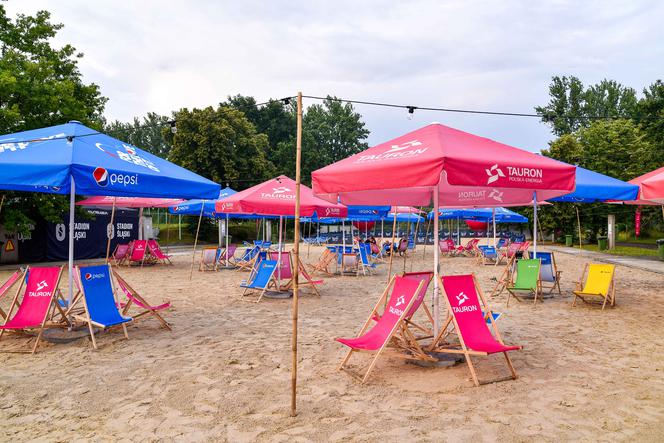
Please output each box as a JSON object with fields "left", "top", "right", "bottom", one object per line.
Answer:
{"left": 386, "top": 211, "right": 397, "bottom": 284}
{"left": 189, "top": 203, "right": 205, "bottom": 281}
{"left": 165, "top": 212, "right": 170, "bottom": 254}
{"left": 105, "top": 198, "right": 116, "bottom": 263}
{"left": 290, "top": 92, "right": 303, "bottom": 417}
{"left": 576, "top": 206, "right": 582, "bottom": 250}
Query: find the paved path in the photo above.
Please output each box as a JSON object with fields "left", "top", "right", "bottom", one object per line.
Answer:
{"left": 546, "top": 245, "right": 664, "bottom": 275}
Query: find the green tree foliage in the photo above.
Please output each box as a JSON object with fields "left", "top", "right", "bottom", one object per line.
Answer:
{"left": 104, "top": 112, "right": 172, "bottom": 157}
{"left": 275, "top": 96, "right": 370, "bottom": 183}
{"left": 164, "top": 105, "right": 275, "bottom": 188}
{"left": 635, "top": 80, "right": 664, "bottom": 164}
{"left": 536, "top": 76, "right": 638, "bottom": 136}
{"left": 0, "top": 7, "right": 107, "bottom": 232}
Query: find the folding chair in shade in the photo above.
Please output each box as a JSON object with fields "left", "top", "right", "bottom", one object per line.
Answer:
{"left": 341, "top": 252, "right": 359, "bottom": 275}
{"left": 0, "top": 266, "right": 64, "bottom": 353}
{"left": 113, "top": 270, "right": 171, "bottom": 330}
{"left": 240, "top": 259, "right": 278, "bottom": 303}
{"left": 506, "top": 259, "right": 542, "bottom": 306}
{"left": 111, "top": 243, "right": 131, "bottom": 266}
{"left": 336, "top": 276, "right": 430, "bottom": 383}
{"left": 309, "top": 248, "right": 337, "bottom": 276}
{"left": 398, "top": 271, "right": 435, "bottom": 341}
{"left": 477, "top": 246, "right": 498, "bottom": 265}
{"left": 572, "top": 264, "right": 616, "bottom": 310}
{"left": 0, "top": 270, "right": 23, "bottom": 320}
{"left": 518, "top": 241, "right": 531, "bottom": 259}
{"left": 147, "top": 240, "right": 172, "bottom": 265}
{"left": 358, "top": 244, "right": 377, "bottom": 276}
{"left": 218, "top": 244, "right": 237, "bottom": 267}
{"left": 431, "top": 274, "right": 522, "bottom": 386}
{"left": 234, "top": 246, "right": 260, "bottom": 272}
{"left": 490, "top": 255, "right": 517, "bottom": 298}
{"left": 456, "top": 238, "right": 480, "bottom": 257}
{"left": 370, "top": 242, "right": 384, "bottom": 262}
{"left": 295, "top": 257, "right": 323, "bottom": 296}
{"left": 199, "top": 247, "right": 219, "bottom": 272}
{"left": 73, "top": 264, "right": 132, "bottom": 349}
{"left": 269, "top": 251, "right": 293, "bottom": 292}
{"left": 439, "top": 239, "right": 454, "bottom": 256}
{"left": 538, "top": 252, "right": 562, "bottom": 295}
{"left": 497, "top": 242, "right": 521, "bottom": 266}
{"left": 127, "top": 240, "right": 149, "bottom": 266}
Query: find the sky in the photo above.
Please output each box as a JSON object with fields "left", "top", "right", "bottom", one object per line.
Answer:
{"left": 6, "top": 0, "right": 664, "bottom": 152}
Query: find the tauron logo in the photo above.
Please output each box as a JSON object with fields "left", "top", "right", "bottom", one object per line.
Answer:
{"left": 456, "top": 291, "right": 469, "bottom": 305}
{"left": 489, "top": 189, "right": 504, "bottom": 202}
{"left": 485, "top": 164, "right": 506, "bottom": 184}
{"left": 36, "top": 280, "right": 49, "bottom": 291}
{"left": 355, "top": 139, "right": 427, "bottom": 163}
{"left": 395, "top": 295, "right": 406, "bottom": 307}
{"left": 387, "top": 140, "right": 422, "bottom": 152}
{"left": 93, "top": 167, "right": 109, "bottom": 187}
{"left": 272, "top": 186, "right": 290, "bottom": 194}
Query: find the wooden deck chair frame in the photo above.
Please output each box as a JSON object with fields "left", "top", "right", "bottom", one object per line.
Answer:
{"left": 0, "top": 266, "right": 65, "bottom": 354}
{"left": 292, "top": 257, "right": 322, "bottom": 296}
{"left": 110, "top": 243, "right": 131, "bottom": 266}
{"left": 0, "top": 269, "right": 24, "bottom": 321}
{"left": 70, "top": 264, "right": 130, "bottom": 349}
{"left": 572, "top": 263, "right": 616, "bottom": 310}
{"left": 341, "top": 252, "right": 359, "bottom": 275}
{"left": 506, "top": 259, "right": 543, "bottom": 306}
{"left": 540, "top": 252, "right": 562, "bottom": 295}
{"left": 147, "top": 240, "right": 173, "bottom": 265}
{"left": 113, "top": 270, "right": 172, "bottom": 330}
{"left": 337, "top": 276, "right": 432, "bottom": 383}
{"left": 241, "top": 260, "right": 278, "bottom": 304}
{"left": 308, "top": 248, "right": 336, "bottom": 277}
{"left": 490, "top": 255, "right": 516, "bottom": 298}
{"left": 430, "top": 274, "right": 518, "bottom": 387}
{"left": 199, "top": 247, "right": 220, "bottom": 272}
{"left": 234, "top": 247, "right": 260, "bottom": 272}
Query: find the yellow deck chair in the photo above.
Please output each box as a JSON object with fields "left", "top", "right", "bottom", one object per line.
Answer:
{"left": 572, "top": 264, "right": 616, "bottom": 310}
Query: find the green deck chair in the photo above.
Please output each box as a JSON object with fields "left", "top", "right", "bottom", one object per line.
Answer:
{"left": 506, "top": 259, "right": 542, "bottom": 306}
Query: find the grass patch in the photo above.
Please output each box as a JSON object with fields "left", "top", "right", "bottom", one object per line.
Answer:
{"left": 582, "top": 244, "right": 659, "bottom": 257}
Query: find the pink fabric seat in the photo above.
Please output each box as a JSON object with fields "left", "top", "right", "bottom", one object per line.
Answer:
{"left": 401, "top": 271, "right": 433, "bottom": 318}
{"left": 147, "top": 240, "right": 170, "bottom": 260}
{"left": 336, "top": 276, "right": 421, "bottom": 351}
{"left": 440, "top": 275, "right": 520, "bottom": 354}
{"left": 1, "top": 267, "right": 61, "bottom": 330}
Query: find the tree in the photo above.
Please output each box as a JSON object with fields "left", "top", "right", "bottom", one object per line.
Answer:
{"left": 536, "top": 76, "right": 638, "bottom": 136}
{"left": 0, "top": 6, "right": 107, "bottom": 232}
{"left": 164, "top": 105, "right": 275, "bottom": 189}
{"left": 636, "top": 80, "right": 664, "bottom": 166}
{"left": 275, "top": 96, "right": 370, "bottom": 182}
{"left": 104, "top": 112, "right": 172, "bottom": 158}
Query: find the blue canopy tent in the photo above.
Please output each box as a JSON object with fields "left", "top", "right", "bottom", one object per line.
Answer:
{"left": 546, "top": 166, "right": 639, "bottom": 250}
{"left": 428, "top": 207, "right": 528, "bottom": 245}
{"left": 0, "top": 121, "right": 220, "bottom": 300}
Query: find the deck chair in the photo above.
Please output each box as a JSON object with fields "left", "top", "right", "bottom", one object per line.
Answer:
{"left": 497, "top": 242, "right": 521, "bottom": 266}
{"left": 439, "top": 239, "right": 454, "bottom": 256}
{"left": 234, "top": 246, "right": 260, "bottom": 271}
{"left": 218, "top": 244, "right": 237, "bottom": 267}
{"left": 269, "top": 251, "right": 293, "bottom": 291}
{"left": 369, "top": 242, "right": 384, "bottom": 262}
{"left": 199, "top": 247, "right": 219, "bottom": 271}
{"left": 127, "top": 239, "right": 149, "bottom": 266}
{"left": 538, "top": 252, "right": 562, "bottom": 295}
{"left": 518, "top": 241, "right": 531, "bottom": 259}
{"left": 572, "top": 264, "right": 616, "bottom": 310}
{"left": 293, "top": 257, "right": 323, "bottom": 296}
{"left": 0, "top": 270, "right": 23, "bottom": 320}
{"left": 309, "top": 249, "right": 336, "bottom": 276}
{"left": 0, "top": 266, "right": 65, "bottom": 353}
{"left": 147, "top": 240, "right": 172, "bottom": 265}
{"left": 477, "top": 246, "right": 498, "bottom": 265}
{"left": 431, "top": 274, "right": 521, "bottom": 386}
{"left": 113, "top": 270, "right": 171, "bottom": 330}
{"left": 358, "top": 244, "right": 377, "bottom": 275}
{"left": 490, "top": 255, "right": 516, "bottom": 297}
{"left": 342, "top": 252, "right": 359, "bottom": 275}
{"left": 240, "top": 259, "right": 278, "bottom": 303}
{"left": 336, "top": 275, "right": 430, "bottom": 383}
{"left": 397, "top": 271, "right": 435, "bottom": 340}
{"left": 111, "top": 243, "right": 131, "bottom": 266}
{"left": 70, "top": 264, "right": 132, "bottom": 349}
{"left": 506, "top": 259, "right": 542, "bottom": 306}
{"left": 457, "top": 238, "right": 480, "bottom": 257}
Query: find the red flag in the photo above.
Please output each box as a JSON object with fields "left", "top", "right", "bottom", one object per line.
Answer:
{"left": 635, "top": 208, "right": 641, "bottom": 237}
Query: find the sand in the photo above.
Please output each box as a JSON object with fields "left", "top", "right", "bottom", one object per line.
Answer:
{"left": 0, "top": 245, "right": 663, "bottom": 442}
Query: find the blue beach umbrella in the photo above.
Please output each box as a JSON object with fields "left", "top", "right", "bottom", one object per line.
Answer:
{"left": 549, "top": 166, "right": 639, "bottom": 203}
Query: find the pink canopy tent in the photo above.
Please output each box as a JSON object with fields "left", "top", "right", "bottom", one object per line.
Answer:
{"left": 391, "top": 205, "right": 422, "bottom": 214}
{"left": 216, "top": 175, "right": 347, "bottom": 289}
{"left": 312, "top": 122, "right": 576, "bottom": 331}
{"left": 621, "top": 166, "right": 664, "bottom": 205}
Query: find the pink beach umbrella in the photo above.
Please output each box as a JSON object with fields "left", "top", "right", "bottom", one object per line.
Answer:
{"left": 312, "top": 122, "right": 576, "bottom": 331}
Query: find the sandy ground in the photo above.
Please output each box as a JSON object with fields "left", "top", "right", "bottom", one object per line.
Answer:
{"left": 0, "top": 244, "right": 663, "bottom": 442}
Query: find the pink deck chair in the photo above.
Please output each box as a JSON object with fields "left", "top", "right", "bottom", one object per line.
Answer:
{"left": 439, "top": 239, "right": 455, "bottom": 256}
{"left": 269, "top": 251, "right": 293, "bottom": 291}
{"left": 296, "top": 257, "right": 323, "bottom": 296}
{"left": 218, "top": 244, "right": 237, "bottom": 267}
{"left": 128, "top": 239, "right": 148, "bottom": 266}
{"left": 456, "top": 238, "right": 480, "bottom": 256}
{"left": 113, "top": 270, "right": 172, "bottom": 330}
{"left": 336, "top": 276, "right": 429, "bottom": 383}
{"left": 0, "top": 266, "right": 64, "bottom": 353}
{"left": 0, "top": 270, "right": 23, "bottom": 320}
{"left": 111, "top": 243, "right": 131, "bottom": 266}
{"left": 432, "top": 274, "right": 522, "bottom": 386}
{"left": 497, "top": 242, "right": 522, "bottom": 265}
{"left": 147, "top": 240, "right": 172, "bottom": 265}
{"left": 518, "top": 241, "right": 531, "bottom": 259}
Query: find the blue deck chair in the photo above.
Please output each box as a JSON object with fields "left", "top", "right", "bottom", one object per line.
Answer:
{"left": 358, "top": 244, "right": 377, "bottom": 275}
{"left": 538, "top": 252, "right": 562, "bottom": 294}
{"left": 477, "top": 246, "right": 498, "bottom": 265}
{"left": 240, "top": 260, "right": 278, "bottom": 303}
{"left": 234, "top": 246, "right": 261, "bottom": 271}
{"left": 75, "top": 264, "right": 132, "bottom": 349}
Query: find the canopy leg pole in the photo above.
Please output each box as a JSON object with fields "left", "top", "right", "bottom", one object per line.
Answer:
{"left": 306, "top": 221, "right": 311, "bottom": 259}
{"left": 218, "top": 219, "right": 222, "bottom": 249}
{"left": 381, "top": 220, "right": 384, "bottom": 242}
{"left": 576, "top": 206, "right": 583, "bottom": 250}
{"left": 386, "top": 211, "right": 397, "bottom": 285}
{"left": 225, "top": 214, "right": 230, "bottom": 267}
{"left": 105, "top": 198, "right": 116, "bottom": 264}
{"left": 277, "top": 215, "right": 283, "bottom": 288}
{"left": 423, "top": 214, "right": 431, "bottom": 261}
{"left": 533, "top": 192, "right": 538, "bottom": 258}
{"left": 166, "top": 211, "right": 170, "bottom": 254}
{"left": 433, "top": 184, "right": 440, "bottom": 336}
{"left": 138, "top": 208, "right": 144, "bottom": 240}
{"left": 291, "top": 91, "right": 303, "bottom": 417}
{"left": 67, "top": 177, "right": 76, "bottom": 306}
{"left": 492, "top": 208, "right": 496, "bottom": 247}
{"left": 178, "top": 214, "right": 181, "bottom": 240}
{"left": 189, "top": 202, "right": 205, "bottom": 281}
{"left": 409, "top": 208, "right": 422, "bottom": 272}
{"left": 457, "top": 216, "right": 460, "bottom": 245}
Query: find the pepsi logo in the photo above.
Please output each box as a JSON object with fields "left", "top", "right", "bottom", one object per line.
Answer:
{"left": 85, "top": 273, "right": 92, "bottom": 281}
{"left": 93, "top": 167, "right": 109, "bottom": 187}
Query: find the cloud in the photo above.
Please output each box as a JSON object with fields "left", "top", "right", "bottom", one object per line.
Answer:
{"left": 6, "top": 0, "right": 664, "bottom": 152}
